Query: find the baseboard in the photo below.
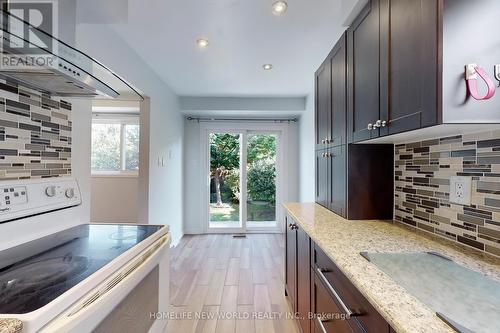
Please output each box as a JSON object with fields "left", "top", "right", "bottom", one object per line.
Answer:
{"left": 183, "top": 229, "right": 205, "bottom": 235}
{"left": 169, "top": 234, "right": 183, "bottom": 247}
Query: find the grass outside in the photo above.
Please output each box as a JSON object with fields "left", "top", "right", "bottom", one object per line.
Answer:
{"left": 210, "top": 202, "right": 276, "bottom": 222}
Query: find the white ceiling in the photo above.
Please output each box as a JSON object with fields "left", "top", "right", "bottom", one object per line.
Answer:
{"left": 77, "top": 0, "right": 347, "bottom": 97}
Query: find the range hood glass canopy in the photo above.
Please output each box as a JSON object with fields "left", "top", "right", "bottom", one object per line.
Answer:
{"left": 0, "top": 10, "right": 143, "bottom": 101}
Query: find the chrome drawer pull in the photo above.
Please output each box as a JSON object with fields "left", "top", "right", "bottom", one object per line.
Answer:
{"left": 316, "top": 267, "right": 354, "bottom": 317}
{"left": 316, "top": 316, "right": 329, "bottom": 333}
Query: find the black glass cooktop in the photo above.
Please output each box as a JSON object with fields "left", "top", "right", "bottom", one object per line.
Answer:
{"left": 0, "top": 224, "right": 162, "bottom": 314}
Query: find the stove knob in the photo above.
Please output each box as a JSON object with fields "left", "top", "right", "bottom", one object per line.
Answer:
{"left": 65, "top": 188, "right": 75, "bottom": 199}
{"left": 45, "top": 186, "right": 56, "bottom": 197}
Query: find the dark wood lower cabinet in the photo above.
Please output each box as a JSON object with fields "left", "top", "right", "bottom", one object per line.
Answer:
{"left": 285, "top": 214, "right": 391, "bottom": 333}
{"left": 312, "top": 243, "right": 391, "bottom": 332}
{"left": 285, "top": 216, "right": 311, "bottom": 333}
{"left": 312, "top": 271, "right": 358, "bottom": 333}
{"left": 297, "top": 226, "right": 311, "bottom": 333}
{"left": 285, "top": 216, "right": 297, "bottom": 309}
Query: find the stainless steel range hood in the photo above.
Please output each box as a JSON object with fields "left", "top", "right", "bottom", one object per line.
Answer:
{"left": 0, "top": 10, "right": 143, "bottom": 100}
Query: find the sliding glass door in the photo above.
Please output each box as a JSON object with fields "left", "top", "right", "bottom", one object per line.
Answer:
{"left": 246, "top": 133, "right": 277, "bottom": 229}
{"left": 209, "top": 132, "right": 242, "bottom": 229}
{"left": 208, "top": 130, "right": 279, "bottom": 232}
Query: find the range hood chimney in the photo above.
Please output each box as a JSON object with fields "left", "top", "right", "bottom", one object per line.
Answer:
{"left": 0, "top": 9, "right": 143, "bottom": 100}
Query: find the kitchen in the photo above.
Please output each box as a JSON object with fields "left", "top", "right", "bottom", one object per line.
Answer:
{"left": 0, "top": 0, "right": 499, "bottom": 332}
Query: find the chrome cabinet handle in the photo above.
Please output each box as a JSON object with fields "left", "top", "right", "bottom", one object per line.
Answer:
{"left": 381, "top": 120, "right": 387, "bottom": 127}
{"left": 316, "top": 316, "right": 329, "bottom": 333}
{"left": 316, "top": 268, "right": 354, "bottom": 317}
{"left": 367, "top": 123, "right": 373, "bottom": 130}
{"left": 374, "top": 119, "right": 382, "bottom": 128}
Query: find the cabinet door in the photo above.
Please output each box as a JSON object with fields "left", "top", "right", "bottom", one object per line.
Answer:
{"left": 315, "top": 59, "right": 332, "bottom": 149}
{"left": 315, "top": 149, "right": 329, "bottom": 208}
{"left": 381, "top": 0, "right": 438, "bottom": 135}
{"left": 330, "top": 34, "right": 347, "bottom": 147}
{"left": 297, "top": 227, "right": 311, "bottom": 333}
{"left": 329, "top": 146, "right": 346, "bottom": 217}
{"left": 285, "top": 216, "right": 297, "bottom": 310}
{"left": 347, "top": 0, "right": 383, "bottom": 143}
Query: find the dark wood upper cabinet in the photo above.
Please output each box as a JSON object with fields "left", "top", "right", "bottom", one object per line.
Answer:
{"left": 315, "top": 59, "right": 332, "bottom": 149}
{"left": 347, "top": 0, "right": 383, "bottom": 143}
{"left": 381, "top": 0, "right": 439, "bottom": 135}
{"left": 315, "top": 149, "right": 329, "bottom": 209}
{"left": 348, "top": 0, "right": 439, "bottom": 141}
{"left": 330, "top": 34, "right": 347, "bottom": 147}
{"left": 346, "top": 0, "right": 500, "bottom": 141}
{"left": 329, "top": 145, "right": 346, "bottom": 217}
{"left": 316, "top": 34, "right": 347, "bottom": 149}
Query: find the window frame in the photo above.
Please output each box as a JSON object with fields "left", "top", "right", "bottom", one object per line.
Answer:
{"left": 91, "top": 113, "right": 140, "bottom": 177}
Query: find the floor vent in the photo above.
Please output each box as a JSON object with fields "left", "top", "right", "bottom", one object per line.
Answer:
{"left": 233, "top": 234, "right": 246, "bottom": 238}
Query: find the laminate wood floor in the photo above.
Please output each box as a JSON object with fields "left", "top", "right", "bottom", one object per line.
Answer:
{"left": 165, "top": 234, "right": 300, "bottom": 333}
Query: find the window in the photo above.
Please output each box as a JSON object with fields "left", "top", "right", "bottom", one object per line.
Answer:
{"left": 91, "top": 114, "right": 140, "bottom": 175}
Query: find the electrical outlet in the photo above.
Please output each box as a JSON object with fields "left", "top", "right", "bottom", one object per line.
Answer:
{"left": 450, "top": 176, "right": 472, "bottom": 205}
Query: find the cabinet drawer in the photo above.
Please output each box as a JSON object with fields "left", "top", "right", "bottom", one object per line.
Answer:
{"left": 313, "top": 270, "right": 357, "bottom": 333}
{"left": 312, "top": 244, "right": 390, "bottom": 332}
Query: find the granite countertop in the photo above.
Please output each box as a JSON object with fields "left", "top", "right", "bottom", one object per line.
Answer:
{"left": 284, "top": 202, "right": 500, "bottom": 333}
{"left": 0, "top": 319, "right": 22, "bottom": 333}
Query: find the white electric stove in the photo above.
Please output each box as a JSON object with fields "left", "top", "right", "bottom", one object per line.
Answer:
{"left": 0, "top": 178, "right": 170, "bottom": 333}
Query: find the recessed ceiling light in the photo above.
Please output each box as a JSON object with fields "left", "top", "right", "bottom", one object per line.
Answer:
{"left": 196, "top": 38, "right": 209, "bottom": 48}
{"left": 263, "top": 64, "right": 273, "bottom": 70}
{"left": 272, "top": 1, "right": 288, "bottom": 16}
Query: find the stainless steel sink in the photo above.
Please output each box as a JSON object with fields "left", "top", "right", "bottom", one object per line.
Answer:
{"left": 361, "top": 251, "right": 500, "bottom": 333}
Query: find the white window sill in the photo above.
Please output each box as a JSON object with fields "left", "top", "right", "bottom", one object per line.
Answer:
{"left": 91, "top": 171, "right": 139, "bottom": 178}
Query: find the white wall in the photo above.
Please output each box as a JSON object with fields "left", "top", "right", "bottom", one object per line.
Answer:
{"left": 71, "top": 99, "right": 92, "bottom": 222}
{"left": 75, "top": 24, "right": 184, "bottom": 245}
{"left": 299, "top": 93, "right": 316, "bottom": 202}
{"left": 183, "top": 120, "right": 299, "bottom": 234}
{"left": 91, "top": 177, "right": 139, "bottom": 223}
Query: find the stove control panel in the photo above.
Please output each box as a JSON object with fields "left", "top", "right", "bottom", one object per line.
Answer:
{"left": 0, "top": 178, "right": 81, "bottom": 223}
{"left": 2, "top": 186, "right": 28, "bottom": 207}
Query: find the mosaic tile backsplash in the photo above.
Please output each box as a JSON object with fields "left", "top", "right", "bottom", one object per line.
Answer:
{"left": 0, "top": 79, "right": 72, "bottom": 180}
{"left": 395, "top": 130, "right": 500, "bottom": 258}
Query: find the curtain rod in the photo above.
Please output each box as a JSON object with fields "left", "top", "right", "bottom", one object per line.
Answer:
{"left": 186, "top": 116, "right": 298, "bottom": 123}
